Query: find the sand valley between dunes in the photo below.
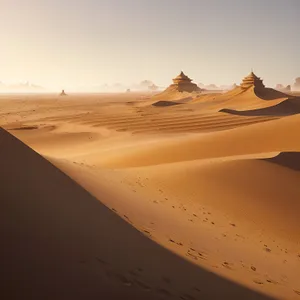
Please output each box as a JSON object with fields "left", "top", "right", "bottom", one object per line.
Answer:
{"left": 1, "top": 89, "right": 300, "bottom": 299}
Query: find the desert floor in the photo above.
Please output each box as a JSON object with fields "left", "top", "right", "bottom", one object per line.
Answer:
{"left": 1, "top": 89, "right": 300, "bottom": 300}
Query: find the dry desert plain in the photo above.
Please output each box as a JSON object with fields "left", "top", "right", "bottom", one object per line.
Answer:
{"left": 1, "top": 85, "right": 300, "bottom": 299}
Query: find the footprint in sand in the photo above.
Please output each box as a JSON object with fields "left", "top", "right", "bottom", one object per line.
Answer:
{"left": 253, "top": 279, "right": 264, "bottom": 285}
{"left": 96, "top": 257, "right": 109, "bottom": 265}
{"left": 143, "top": 230, "right": 152, "bottom": 237}
{"left": 123, "top": 215, "right": 133, "bottom": 224}
{"left": 106, "top": 271, "right": 133, "bottom": 287}
{"left": 129, "top": 267, "right": 144, "bottom": 276}
{"left": 186, "top": 250, "right": 198, "bottom": 261}
{"left": 266, "top": 278, "right": 278, "bottom": 284}
{"left": 294, "top": 290, "right": 300, "bottom": 296}
{"left": 169, "top": 238, "right": 183, "bottom": 246}
{"left": 134, "top": 279, "right": 151, "bottom": 291}
{"left": 251, "top": 266, "right": 257, "bottom": 271}
{"left": 222, "top": 261, "right": 234, "bottom": 270}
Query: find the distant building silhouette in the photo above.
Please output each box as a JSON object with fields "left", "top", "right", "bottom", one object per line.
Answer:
{"left": 60, "top": 89, "right": 67, "bottom": 96}
{"left": 168, "top": 71, "right": 201, "bottom": 93}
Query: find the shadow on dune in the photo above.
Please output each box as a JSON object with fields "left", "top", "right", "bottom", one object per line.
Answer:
{"left": 0, "top": 128, "right": 273, "bottom": 300}
{"left": 220, "top": 99, "right": 300, "bottom": 117}
{"left": 254, "top": 87, "right": 291, "bottom": 100}
{"left": 152, "top": 100, "right": 182, "bottom": 107}
{"left": 264, "top": 152, "right": 300, "bottom": 171}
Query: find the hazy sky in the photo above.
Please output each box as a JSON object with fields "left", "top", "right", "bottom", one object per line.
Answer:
{"left": 1, "top": 0, "right": 300, "bottom": 89}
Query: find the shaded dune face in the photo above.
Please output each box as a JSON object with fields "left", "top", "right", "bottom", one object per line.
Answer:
{"left": 0, "top": 128, "right": 273, "bottom": 300}
{"left": 152, "top": 100, "right": 181, "bottom": 107}
{"left": 219, "top": 86, "right": 300, "bottom": 117}
{"left": 264, "top": 152, "right": 300, "bottom": 171}
{"left": 220, "top": 99, "right": 300, "bottom": 116}
{"left": 254, "top": 87, "right": 291, "bottom": 101}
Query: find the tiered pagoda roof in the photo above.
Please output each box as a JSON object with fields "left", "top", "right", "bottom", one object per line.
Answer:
{"left": 240, "top": 71, "right": 265, "bottom": 90}
{"left": 166, "top": 71, "right": 201, "bottom": 93}
{"left": 172, "top": 71, "right": 193, "bottom": 84}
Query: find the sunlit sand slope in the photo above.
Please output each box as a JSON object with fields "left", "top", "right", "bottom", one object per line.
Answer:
{"left": 0, "top": 128, "right": 274, "bottom": 300}
{"left": 99, "top": 114, "right": 300, "bottom": 168}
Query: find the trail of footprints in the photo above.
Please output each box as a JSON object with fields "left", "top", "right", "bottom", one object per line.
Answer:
{"left": 110, "top": 179, "right": 300, "bottom": 296}
{"left": 94, "top": 256, "right": 200, "bottom": 299}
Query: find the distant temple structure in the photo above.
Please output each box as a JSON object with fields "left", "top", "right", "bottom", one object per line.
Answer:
{"left": 240, "top": 71, "right": 265, "bottom": 90}
{"left": 168, "top": 71, "right": 201, "bottom": 93}
{"left": 60, "top": 89, "right": 67, "bottom": 96}
{"left": 148, "top": 84, "right": 159, "bottom": 91}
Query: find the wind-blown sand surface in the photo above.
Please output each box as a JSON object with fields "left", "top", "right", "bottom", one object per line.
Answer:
{"left": 1, "top": 90, "right": 300, "bottom": 299}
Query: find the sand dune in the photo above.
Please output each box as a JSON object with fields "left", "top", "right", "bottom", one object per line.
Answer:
{"left": 95, "top": 114, "right": 300, "bottom": 168}
{"left": 190, "top": 86, "right": 299, "bottom": 114}
{"left": 1, "top": 91, "right": 300, "bottom": 299}
{"left": 220, "top": 98, "right": 300, "bottom": 116}
{"left": 254, "top": 87, "right": 292, "bottom": 100}
{"left": 47, "top": 154, "right": 300, "bottom": 299}
{"left": 0, "top": 128, "right": 275, "bottom": 300}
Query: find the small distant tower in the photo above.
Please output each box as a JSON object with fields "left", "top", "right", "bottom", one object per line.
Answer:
{"left": 60, "top": 89, "right": 67, "bottom": 96}
{"left": 148, "top": 84, "right": 159, "bottom": 91}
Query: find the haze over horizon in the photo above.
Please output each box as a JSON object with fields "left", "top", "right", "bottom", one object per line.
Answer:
{"left": 1, "top": 0, "right": 300, "bottom": 90}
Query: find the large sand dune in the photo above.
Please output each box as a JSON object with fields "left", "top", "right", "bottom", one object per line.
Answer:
{"left": 0, "top": 128, "right": 274, "bottom": 300}
{"left": 1, "top": 91, "right": 300, "bottom": 299}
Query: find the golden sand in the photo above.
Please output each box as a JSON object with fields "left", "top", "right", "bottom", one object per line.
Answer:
{"left": 1, "top": 87, "right": 300, "bottom": 299}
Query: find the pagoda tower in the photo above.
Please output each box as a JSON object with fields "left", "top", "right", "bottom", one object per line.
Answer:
{"left": 168, "top": 71, "right": 201, "bottom": 92}
{"left": 60, "top": 89, "right": 67, "bottom": 96}
{"left": 240, "top": 71, "right": 265, "bottom": 90}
